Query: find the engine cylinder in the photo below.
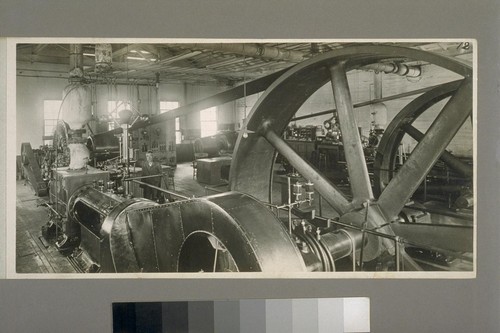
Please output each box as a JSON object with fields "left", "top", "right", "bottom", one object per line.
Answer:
{"left": 67, "top": 185, "right": 157, "bottom": 271}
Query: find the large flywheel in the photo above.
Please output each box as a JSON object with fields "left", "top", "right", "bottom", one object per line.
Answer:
{"left": 229, "top": 45, "right": 473, "bottom": 268}
{"left": 106, "top": 192, "right": 307, "bottom": 273}
{"left": 373, "top": 80, "right": 473, "bottom": 199}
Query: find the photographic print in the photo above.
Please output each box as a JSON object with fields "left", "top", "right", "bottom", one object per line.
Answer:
{"left": 11, "top": 39, "right": 475, "bottom": 277}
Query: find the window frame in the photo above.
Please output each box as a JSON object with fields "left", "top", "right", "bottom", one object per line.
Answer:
{"left": 175, "top": 116, "right": 182, "bottom": 144}
{"left": 43, "top": 100, "right": 63, "bottom": 145}
{"left": 107, "top": 100, "right": 127, "bottom": 130}
{"left": 160, "top": 100, "right": 180, "bottom": 114}
{"left": 200, "top": 106, "right": 218, "bottom": 137}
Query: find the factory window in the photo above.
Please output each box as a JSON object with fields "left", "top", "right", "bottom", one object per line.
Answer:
{"left": 175, "top": 117, "right": 182, "bottom": 144}
{"left": 200, "top": 107, "right": 217, "bottom": 137}
{"left": 160, "top": 101, "right": 179, "bottom": 113}
{"left": 43, "top": 100, "right": 62, "bottom": 145}
{"left": 107, "top": 100, "right": 127, "bottom": 130}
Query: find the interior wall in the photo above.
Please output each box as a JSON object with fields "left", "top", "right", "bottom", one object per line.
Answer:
{"left": 229, "top": 65, "right": 471, "bottom": 158}
{"left": 234, "top": 92, "right": 264, "bottom": 128}
{"left": 15, "top": 75, "right": 234, "bottom": 153}
{"left": 291, "top": 64, "right": 471, "bottom": 156}
{"left": 16, "top": 76, "right": 67, "bottom": 153}
{"left": 182, "top": 83, "right": 233, "bottom": 137}
{"left": 22, "top": 67, "right": 468, "bottom": 153}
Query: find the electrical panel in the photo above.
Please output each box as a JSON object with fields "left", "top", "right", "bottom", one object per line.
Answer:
{"left": 131, "top": 119, "right": 176, "bottom": 166}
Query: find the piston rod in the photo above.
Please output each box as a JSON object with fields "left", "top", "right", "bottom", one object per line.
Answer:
{"left": 131, "top": 179, "right": 191, "bottom": 200}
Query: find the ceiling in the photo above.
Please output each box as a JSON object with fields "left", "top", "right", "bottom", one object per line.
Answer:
{"left": 16, "top": 41, "right": 473, "bottom": 86}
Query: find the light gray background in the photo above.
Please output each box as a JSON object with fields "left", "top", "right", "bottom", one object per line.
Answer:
{"left": 1, "top": 1, "right": 499, "bottom": 332}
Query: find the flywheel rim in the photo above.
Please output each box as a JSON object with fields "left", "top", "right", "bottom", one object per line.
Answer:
{"left": 229, "top": 44, "right": 472, "bottom": 263}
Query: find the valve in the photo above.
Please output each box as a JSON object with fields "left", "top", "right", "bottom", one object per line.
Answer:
{"left": 292, "top": 181, "right": 302, "bottom": 201}
{"left": 107, "top": 181, "right": 115, "bottom": 193}
{"left": 96, "top": 180, "right": 105, "bottom": 192}
{"left": 304, "top": 180, "right": 314, "bottom": 201}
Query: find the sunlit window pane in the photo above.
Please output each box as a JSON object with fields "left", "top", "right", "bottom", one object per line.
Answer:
{"left": 200, "top": 107, "right": 217, "bottom": 137}
{"left": 43, "top": 100, "right": 62, "bottom": 138}
{"left": 160, "top": 101, "right": 179, "bottom": 113}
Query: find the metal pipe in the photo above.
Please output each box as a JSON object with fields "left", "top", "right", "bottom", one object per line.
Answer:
{"left": 338, "top": 229, "right": 357, "bottom": 271}
{"left": 395, "top": 237, "right": 401, "bottom": 271}
{"left": 40, "top": 202, "right": 64, "bottom": 219}
{"left": 69, "top": 44, "right": 84, "bottom": 78}
{"left": 287, "top": 176, "right": 292, "bottom": 234}
{"left": 320, "top": 229, "right": 363, "bottom": 261}
{"left": 180, "top": 43, "right": 307, "bottom": 63}
{"left": 121, "top": 125, "right": 129, "bottom": 163}
{"left": 131, "top": 179, "right": 191, "bottom": 200}
{"left": 316, "top": 217, "right": 471, "bottom": 262}
{"left": 373, "top": 72, "right": 383, "bottom": 99}
{"left": 204, "top": 186, "right": 225, "bottom": 195}
{"left": 123, "top": 173, "right": 166, "bottom": 182}
{"left": 363, "top": 62, "right": 421, "bottom": 77}
{"left": 121, "top": 125, "right": 130, "bottom": 195}
{"left": 314, "top": 216, "right": 397, "bottom": 242}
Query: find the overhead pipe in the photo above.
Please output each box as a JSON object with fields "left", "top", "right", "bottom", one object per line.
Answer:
{"left": 362, "top": 62, "right": 421, "bottom": 77}
{"left": 179, "top": 43, "right": 308, "bottom": 63}
{"left": 94, "top": 43, "right": 112, "bottom": 73}
{"left": 69, "top": 44, "right": 84, "bottom": 79}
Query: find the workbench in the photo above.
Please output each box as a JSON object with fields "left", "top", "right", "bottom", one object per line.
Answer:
{"left": 196, "top": 156, "right": 232, "bottom": 185}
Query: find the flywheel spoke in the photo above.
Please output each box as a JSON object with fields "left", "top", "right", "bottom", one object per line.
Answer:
{"left": 263, "top": 129, "right": 350, "bottom": 214}
{"left": 329, "top": 61, "right": 374, "bottom": 205}
{"left": 377, "top": 78, "right": 473, "bottom": 220}
{"left": 402, "top": 124, "right": 473, "bottom": 178}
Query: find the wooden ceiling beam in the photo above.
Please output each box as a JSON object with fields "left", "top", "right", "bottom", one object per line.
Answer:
{"left": 33, "top": 44, "right": 49, "bottom": 55}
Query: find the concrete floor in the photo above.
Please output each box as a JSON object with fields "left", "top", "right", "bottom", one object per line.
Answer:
{"left": 16, "top": 179, "right": 76, "bottom": 273}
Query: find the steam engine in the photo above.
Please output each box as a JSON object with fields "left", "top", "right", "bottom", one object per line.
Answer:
{"left": 31, "top": 44, "right": 473, "bottom": 273}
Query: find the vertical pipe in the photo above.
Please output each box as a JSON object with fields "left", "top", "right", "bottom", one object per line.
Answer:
{"left": 122, "top": 125, "right": 129, "bottom": 163}
{"left": 395, "top": 237, "right": 401, "bottom": 271}
{"left": 423, "top": 174, "right": 427, "bottom": 202}
{"left": 155, "top": 72, "right": 160, "bottom": 115}
{"left": 374, "top": 72, "right": 383, "bottom": 100}
{"left": 358, "top": 232, "right": 367, "bottom": 270}
{"left": 69, "top": 44, "right": 83, "bottom": 75}
{"left": 287, "top": 176, "right": 292, "bottom": 234}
